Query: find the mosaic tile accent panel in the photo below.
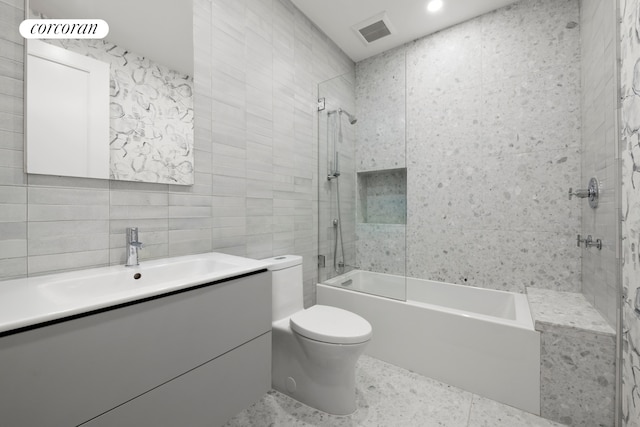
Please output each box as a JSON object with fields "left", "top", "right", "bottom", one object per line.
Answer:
{"left": 620, "top": 0, "right": 640, "bottom": 424}
{"left": 357, "top": 0, "right": 581, "bottom": 293}
{"left": 355, "top": 223, "right": 405, "bottom": 276}
{"left": 480, "top": 0, "right": 581, "bottom": 84}
{"left": 357, "top": 169, "right": 406, "bottom": 224}
{"left": 355, "top": 46, "right": 406, "bottom": 172}
{"left": 36, "top": 33, "right": 195, "bottom": 185}
{"left": 406, "top": 227, "right": 578, "bottom": 293}
{"left": 527, "top": 287, "right": 616, "bottom": 335}
{"left": 527, "top": 287, "right": 616, "bottom": 426}
{"left": 539, "top": 327, "right": 616, "bottom": 426}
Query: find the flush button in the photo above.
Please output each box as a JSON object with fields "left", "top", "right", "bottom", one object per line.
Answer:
{"left": 275, "top": 256, "right": 286, "bottom": 260}
{"left": 286, "top": 377, "right": 296, "bottom": 393}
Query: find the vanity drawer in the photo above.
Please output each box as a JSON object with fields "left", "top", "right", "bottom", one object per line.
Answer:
{"left": 0, "top": 271, "right": 271, "bottom": 427}
{"left": 83, "top": 332, "right": 271, "bottom": 427}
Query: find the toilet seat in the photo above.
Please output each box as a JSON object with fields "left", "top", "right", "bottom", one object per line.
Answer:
{"left": 290, "top": 305, "right": 372, "bottom": 344}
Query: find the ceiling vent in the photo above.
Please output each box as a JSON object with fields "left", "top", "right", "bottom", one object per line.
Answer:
{"left": 352, "top": 12, "right": 395, "bottom": 45}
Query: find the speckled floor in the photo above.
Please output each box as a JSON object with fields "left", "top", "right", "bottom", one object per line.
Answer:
{"left": 224, "top": 355, "right": 565, "bottom": 427}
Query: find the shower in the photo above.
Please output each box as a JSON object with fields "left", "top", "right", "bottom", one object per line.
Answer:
{"left": 327, "top": 107, "right": 357, "bottom": 274}
{"left": 339, "top": 108, "right": 358, "bottom": 125}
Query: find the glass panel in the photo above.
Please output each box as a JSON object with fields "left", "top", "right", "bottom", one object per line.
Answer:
{"left": 317, "top": 66, "right": 407, "bottom": 301}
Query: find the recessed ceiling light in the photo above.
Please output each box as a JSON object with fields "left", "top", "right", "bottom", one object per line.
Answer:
{"left": 427, "top": 0, "right": 443, "bottom": 13}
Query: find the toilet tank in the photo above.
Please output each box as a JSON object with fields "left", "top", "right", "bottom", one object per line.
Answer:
{"left": 262, "top": 255, "right": 303, "bottom": 321}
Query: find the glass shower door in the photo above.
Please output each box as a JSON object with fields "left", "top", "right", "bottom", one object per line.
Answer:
{"left": 317, "top": 73, "right": 358, "bottom": 283}
{"left": 317, "top": 72, "right": 407, "bottom": 301}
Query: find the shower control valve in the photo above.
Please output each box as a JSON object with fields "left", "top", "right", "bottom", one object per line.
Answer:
{"left": 584, "top": 235, "right": 602, "bottom": 250}
{"left": 577, "top": 234, "right": 602, "bottom": 250}
{"left": 568, "top": 177, "right": 599, "bottom": 209}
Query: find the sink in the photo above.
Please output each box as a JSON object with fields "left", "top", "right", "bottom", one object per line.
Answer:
{"left": 0, "top": 252, "right": 271, "bottom": 335}
{"left": 41, "top": 256, "right": 257, "bottom": 298}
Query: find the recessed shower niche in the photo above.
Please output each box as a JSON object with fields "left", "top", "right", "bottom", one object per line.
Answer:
{"left": 357, "top": 168, "right": 407, "bottom": 224}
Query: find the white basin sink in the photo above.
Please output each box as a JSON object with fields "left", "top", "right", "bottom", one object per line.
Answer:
{"left": 0, "top": 253, "right": 271, "bottom": 334}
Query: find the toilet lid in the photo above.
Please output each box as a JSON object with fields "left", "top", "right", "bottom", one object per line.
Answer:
{"left": 290, "top": 305, "right": 372, "bottom": 344}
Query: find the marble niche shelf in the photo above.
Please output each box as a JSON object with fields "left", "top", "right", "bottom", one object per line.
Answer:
{"left": 357, "top": 168, "right": 407, "bottom": 225}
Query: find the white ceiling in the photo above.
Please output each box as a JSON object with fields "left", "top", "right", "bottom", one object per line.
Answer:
{"left": 29, "top": 0, "right": 193, "bottom": 76}
{"left": 291, "top": 0, "right": 520, "bottom": 62}
{"left": 28, "top": 1, "right": 520, "bottom": 75}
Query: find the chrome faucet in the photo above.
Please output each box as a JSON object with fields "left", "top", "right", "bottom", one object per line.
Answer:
{"left": 125, "top": 227, "right": 143, "bottom": 266}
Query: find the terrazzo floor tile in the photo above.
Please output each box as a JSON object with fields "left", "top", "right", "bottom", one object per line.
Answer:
{"left": 467, "top": 396, "right": 565, "bottom": 427}
{"left": 223, "top": 355, "right": 564, "bottom": 427}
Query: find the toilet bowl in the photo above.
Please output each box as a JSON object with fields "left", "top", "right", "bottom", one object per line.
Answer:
{"left": 264, "top": 255, "right": 372, "bottom": 415}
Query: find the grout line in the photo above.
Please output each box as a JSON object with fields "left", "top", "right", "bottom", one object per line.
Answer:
{"left": 466, "top": 394, "right": 476, "bottom": 426}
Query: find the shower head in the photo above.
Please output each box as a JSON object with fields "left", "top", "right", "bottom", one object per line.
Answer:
{"left": 339, "top": 108, "right": 358, "bottom": 125}
{"left": 328, "top": 108, "right": 357, "bottom": 125}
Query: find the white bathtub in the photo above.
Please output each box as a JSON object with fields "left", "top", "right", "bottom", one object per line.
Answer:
{"left": 318, "top": 270, "right": 540, "bottom": 414}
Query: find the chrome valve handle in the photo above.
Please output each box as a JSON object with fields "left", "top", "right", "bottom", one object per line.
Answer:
{"left": 577, "top": 234, "right": 602, "bottom": 250}
{"left": 584, "top": 235, "right": 602, "bottom": 250}
{"left": 568, "top": 188, "right": 591, "bottom": 199}
{"left": 569, "top": 177, "right": 599, "bottom": 209}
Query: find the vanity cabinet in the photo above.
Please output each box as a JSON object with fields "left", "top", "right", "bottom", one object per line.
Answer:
{"left": 0, "top": 271, "right": 271, "bottom": 427}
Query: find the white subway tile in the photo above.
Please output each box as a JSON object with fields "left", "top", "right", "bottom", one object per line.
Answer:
{"left": 169, "top": 239, "right": 212, "bottom": 257}
{"left": 29, "top": 233, "right": 108, "bottom": 256}
{"left": 28, "top": 249, "right": 110, "bottom": 275}
{"left": 0, "top": 203, "right": 25, "bottom": 222}
{"left": 110, "top": 190, "right": 168, "bottom": 206}
{"left": 169, "top": 205, "right": 212, "bottom": 218}
{"left": 28, "top": 204, "right": 109, "bottom": 222}
{"left": 0, "top": 256, "right": 25, "bottom": 279}
{"left": 0, "top": 129, "right": 21, "bottom": 150}
{"left": 29, "top": 187, "right": 109, "bottom": 205}
{"left": 109, "top": 205, "right": 168, "bottom": 220}
{"left": 0, "top": 238, "right": 24, "bottom": 258}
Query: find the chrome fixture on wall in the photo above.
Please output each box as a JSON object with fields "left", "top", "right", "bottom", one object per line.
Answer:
{"left": 577, "top": 234, "right": 602, "bottom": 250}
{"left": 326, "top": 108, "right": 357, "bottom": 180}
{"left": 326, "top": 106, "right": 358, "bottom": 274}
{"left": 125, "top": 227, "right": 144, "bottom": 266}
{"left": 317, "top": 254, "right": 326, "bottom": 268}
{"left": 339, "top": 108, "right": 358, "bottom": 125}
{"left": 569, "top": 177, "right": 599, "bottom": 208}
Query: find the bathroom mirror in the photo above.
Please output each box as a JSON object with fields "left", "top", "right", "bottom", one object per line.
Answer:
{"left": 25, "top": 0, "right": 195, "bottom": 185}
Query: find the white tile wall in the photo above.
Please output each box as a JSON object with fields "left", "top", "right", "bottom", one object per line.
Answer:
{"left": 579, "top": 0, "right": 619, "bottom": 328}
{"left": 0, "top": 0, "right": 354, "bottom": 306}
{"left": 0, "top": 0, "right": 25, "bottom": 279}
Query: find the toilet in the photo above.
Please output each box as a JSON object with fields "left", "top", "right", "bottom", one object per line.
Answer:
{"left": 264, "top": 255, "right": 372, "bottom": 415}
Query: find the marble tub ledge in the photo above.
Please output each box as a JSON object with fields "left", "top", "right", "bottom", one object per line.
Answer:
{"left": 525, "top": 287, "right": 615, "bottom": 336}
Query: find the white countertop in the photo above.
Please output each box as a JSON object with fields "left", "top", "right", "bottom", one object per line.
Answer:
{"left": 0, "top": 252, "right": 271, "bottom": 335}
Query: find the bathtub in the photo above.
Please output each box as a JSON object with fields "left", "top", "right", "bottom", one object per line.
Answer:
{"left": 318, "top": 270, "right": 540, "bottom": 415}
